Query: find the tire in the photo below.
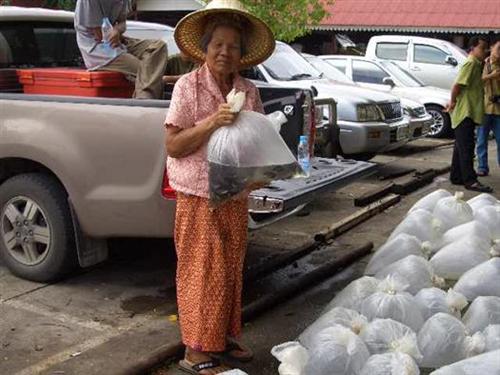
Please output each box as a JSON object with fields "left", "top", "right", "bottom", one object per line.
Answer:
{"left": 0, "top": 173, "right": 77, "bottom": 282}
{"left": 426, "top": 105, "right": 452, "bottom": 138}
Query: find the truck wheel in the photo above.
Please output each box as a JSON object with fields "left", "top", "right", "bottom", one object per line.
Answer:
{"left": 0, "top": 173, "right": 77, "bottom": 282}
{"left": 426, "top": 105, "right": 452, "bottom": 138}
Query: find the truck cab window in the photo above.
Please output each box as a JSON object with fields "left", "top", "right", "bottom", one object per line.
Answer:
{"left": 414, "top": 44, "right": 448, "bottom": 65}
{"left": 376, "top": 42, "right": 408, "bottom": 61}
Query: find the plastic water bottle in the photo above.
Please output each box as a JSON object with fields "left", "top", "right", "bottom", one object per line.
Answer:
{"left": 101, "top": 17, "right": 117, "bottom": 58}
{"left": 297, "top": 135, "right": 311, "bottom": 177}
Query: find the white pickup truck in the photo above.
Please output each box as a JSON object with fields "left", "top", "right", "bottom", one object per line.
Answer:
{"left": 0, "top": 7, "right": 376, "bottom": 282}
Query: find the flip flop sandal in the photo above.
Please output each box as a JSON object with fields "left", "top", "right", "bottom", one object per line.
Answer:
{"left": 179, "top": 358, "right": 228, "bottom": 374}
{"left": 224, "top": 338, "right": 254, "bottom": 362}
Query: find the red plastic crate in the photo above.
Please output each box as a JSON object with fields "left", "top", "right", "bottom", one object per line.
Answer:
{"left": 17, "top": 68, "right": 134, "bottom": 98}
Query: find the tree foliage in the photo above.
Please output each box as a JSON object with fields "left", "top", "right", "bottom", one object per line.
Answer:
{"left": 203, "top": 0, "right": 332, "bottom": 42}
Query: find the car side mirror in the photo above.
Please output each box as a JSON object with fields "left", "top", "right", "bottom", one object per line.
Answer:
{"left": 446, "top": 56, "right": 458, "bottom": 66}
{"left": 382, "top": 77, "right": 395, "bottom": 87}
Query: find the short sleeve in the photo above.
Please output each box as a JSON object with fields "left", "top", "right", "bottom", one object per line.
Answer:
{"left": 455, "top": 61, "right": 473, "bottom": 87}
{"left": 75, "top": 0, "right": 104, "bottom": 28}
{"left": 252, "top": 86, "right": 265, "bottom": 114}
{"left": 164, "top": 75, "right": 195, "bottom": 129}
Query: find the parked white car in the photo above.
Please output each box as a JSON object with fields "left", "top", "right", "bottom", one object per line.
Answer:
{"left": 305, "top": 54, "right": 432, "bottom": 141}
{"left": 365, "top": 35, "right": 467, "bottom": 90}
{"left": 321, "top": 55, "right": 451, "bottom": 138}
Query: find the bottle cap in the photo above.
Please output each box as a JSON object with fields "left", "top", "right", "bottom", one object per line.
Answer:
{"left": 299, "top": 135, "right": 308, "bottom": 142}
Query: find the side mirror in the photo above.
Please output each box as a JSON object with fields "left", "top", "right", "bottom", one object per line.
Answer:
{"left": 446, "top": 56, "right": 458, "bottom": 66}
{"left": 382, "top": 77, "right": 395, "bottom": 87}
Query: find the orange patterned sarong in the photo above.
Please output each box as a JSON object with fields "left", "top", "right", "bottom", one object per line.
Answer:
{"left": 174, "top": 192, "right": 248, "bottom": 352}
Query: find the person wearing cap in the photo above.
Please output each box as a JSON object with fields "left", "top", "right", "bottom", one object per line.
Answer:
{"left": 164, "top": 0, "right": 275, "bottom": 373}
{"left": 74, "top": 0, "right": 168, "bottom": 99}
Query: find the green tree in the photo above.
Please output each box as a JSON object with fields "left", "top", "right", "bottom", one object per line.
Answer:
{"left": 203, "top": 0, "right": 332, "bottom": 42}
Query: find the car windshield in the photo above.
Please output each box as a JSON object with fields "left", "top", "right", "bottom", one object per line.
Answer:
{"left": 262, "top": 43, "right": 322, "bottom": 81}
{"left": 379, "top": 60, "right": 424, "bottom": 87}
{"left": 443, "top": 43, "right": 468, "bottom": 62}
{"left": 304, "top": 55, "right": 352, "bottom": 84}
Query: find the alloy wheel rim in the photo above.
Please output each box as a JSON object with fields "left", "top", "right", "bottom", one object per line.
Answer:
{"left": 428, "top": 110, "right": 445, "bottom": 136}
{"left": 1, "top": 196, "right": 51, "bottom": 266}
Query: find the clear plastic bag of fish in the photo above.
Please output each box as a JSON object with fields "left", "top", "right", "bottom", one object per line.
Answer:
{"left": 474, "top": 205, "right": 500, "bottom": 239}
{"left": 414, "top": 288, "right": 468, "bottom": 320}
{"left": 437, "top": 220, "right": 493, "bottom": 250}
{"left": 360, "top": 276, "right": 424, "bottom": 332}
{"left": 408, "top": 189, "right": 452, "bottom": 213}
{"left": 429, "top": 349, "right": 500, "bottom": 375}
{"left": 462, "top": 296, "right": 500, "bottom": 334}
{"left": 454, "top": 258, "right": 500, "bottom": 301}
{"left": 323, "top": 276, "right": 380, "bottom": 313}
{"left": 299, "top": 307, "right": 368, "bottom": 349}
{"left": 432, "top": 191, "right": 473, "bottom": 231}
{"left": 388, "top": 209, "right": 443, "bottom": 246}
{"left": 359, "top": 318, "right": 422, "bottom": 361}
{"left": 365, "top": 234, "right": 431, "bottom": 276}
{"left": 207, "top": 90, "right": 302, "bottom": 203}
{"left": 304, "top": 325, "right": 370, "bottom": 375}
{"left": 484, "top": 325, "right": 500, "bottom": 351}
{"left": 271, "top": 341, "right": 309, "bottom": 375}
{"left": 360, "top": 352, "right": 420, "bottom": 375}
{"left": 417, "top": 313, "right": 486, "bottom": 368}
{"left": 430, "top": 235, "right": 500, "bottom": 280}
{"left": 374, "top": 255, "right": 445, "bottom": 295}
{"left": 467, "top": 193, "right": 499, "bottom": 214}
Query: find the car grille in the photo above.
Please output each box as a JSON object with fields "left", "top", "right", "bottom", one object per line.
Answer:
{"left": 378, "top": 102, "right": 402, "bottom": 122}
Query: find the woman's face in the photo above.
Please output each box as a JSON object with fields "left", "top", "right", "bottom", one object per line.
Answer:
{"left": 205, "top": 25, "right": 242, "bottom": 76}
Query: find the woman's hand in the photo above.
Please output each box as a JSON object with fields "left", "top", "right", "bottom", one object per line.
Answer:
{"left": 211, "top": 104, "right": 237, "bottom": 129}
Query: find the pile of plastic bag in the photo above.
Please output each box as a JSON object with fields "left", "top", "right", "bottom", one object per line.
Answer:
{"left": 271, "top": 189, "right": 500, "bottom": 375}
{"left": 208, "top": 89, "right": 303, "bottom": 203}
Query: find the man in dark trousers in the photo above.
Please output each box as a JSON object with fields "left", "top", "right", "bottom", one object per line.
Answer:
{"left": 448, "top": 36, "right": 492, "bottom": 192}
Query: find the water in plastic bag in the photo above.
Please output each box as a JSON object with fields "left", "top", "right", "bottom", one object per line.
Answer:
{"left": 462, "top": 296, "right": 500, "bottom": 334}
{"left": 430, "top": 235, "right": 499, "bottom": 280}
{"left": 271, "top": 341, "right": 309, "bottom": 375}
{"left": 365, "top": 234, "right": 430, "bottom": 276}
{"left": 454, "top": 258, "right": 500, "bottom": 301}
{"left": 417, "top": 313, "right": 486, "bottom": 368}
{"left": 359, "top": 318, "right": 422, "bottom": 361}
{"left": 388, "top": 209, "right": 443, "bottom": 246}
{"left": 408, "top": 189, "right": 452, "bottom": 214}
{"left": 414, "top": 288, "right": 467, "bottom": 320}
{"left": 304, "top": 325, "right": 370, "bottom": 375}
{"left": 437, "top": 220, "right": 493, "bottom": 250}
{"left": 360, "top": 352, "right": 420, "bottom": 375}
{"left": 484, "top": 325, "right": 500, "bottom": 351}
{"left": 429, "top": 349, "right": 500, "bottom": 375}
{"left": 360, "top": 276, "right": 424, "bottom": 332}
{"left": 474, "top": 205, "right": 500, "bottom": 239}
{"left": 468, "top": 193, "right": 499, "bottom": 214}
{"left": 299, "top": 307, "right": 368, "bottom": 349}
{"left": 323, "top": 276, "right": 380, "bottom": 313}
{"left": 207, "top": 91, "right": 302, "bottom": 202}
{"left": 432, "top": 191, "right": 473, "bottom": 232}
{"left": 375, "top": 255, "right": 445, "bottom": 295}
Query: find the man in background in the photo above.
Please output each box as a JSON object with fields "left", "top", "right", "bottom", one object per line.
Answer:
{"left": 476, "top": 37, "right": 500, "bottom": 177}
{"left": 74, "top": 0, "right": 168, "bottom": 99}
{"left": 162, "top": 52, "right": 199, "bottom": 85}
{"left": 448, "top": 36, "right": 492, "bottom": 192}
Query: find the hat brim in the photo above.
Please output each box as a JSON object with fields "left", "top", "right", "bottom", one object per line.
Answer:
{"left": 174, "top": 8, "right": 275, "bottom": 70}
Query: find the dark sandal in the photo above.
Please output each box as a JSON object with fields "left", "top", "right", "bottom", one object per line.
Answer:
{"left": 179, "top": 358, "right": 228, "bottom": 374}
{"left": 225, "top": 337, "right": 254, "bottom": 362}
{"left": 466, "top": 182, "right": 493, "bottom": 193}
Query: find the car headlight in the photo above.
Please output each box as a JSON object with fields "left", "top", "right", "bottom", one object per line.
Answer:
{"left": 403, "top": 106, "right": 413, "bottom": 117}
{"left": 357, "top": 104, "right": 382, "bottom": 122}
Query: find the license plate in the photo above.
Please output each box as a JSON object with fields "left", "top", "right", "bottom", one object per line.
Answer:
{"left": 397, "top": 126, "right": 409, "bottom": 141}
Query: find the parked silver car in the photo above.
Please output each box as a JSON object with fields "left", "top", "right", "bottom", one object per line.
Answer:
{"left": 321, "top": 55, "right": 450, "bottom": 138}
{"left": 305, "top": 54, "right": 432, "bottom": 141}
{"left": 247, "top": 42, "right": 411, "bottom": 160}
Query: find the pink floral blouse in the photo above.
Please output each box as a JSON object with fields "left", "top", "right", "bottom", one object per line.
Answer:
{"left": 164, "top": 63, "right": 264, "bottom": 198}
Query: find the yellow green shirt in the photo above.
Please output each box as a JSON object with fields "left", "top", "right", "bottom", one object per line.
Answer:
{"left": 451, "top": 55, "right": 485, "bottom": 128}
{"left": 484, "top": 57, "right": 500, "bottom": 115}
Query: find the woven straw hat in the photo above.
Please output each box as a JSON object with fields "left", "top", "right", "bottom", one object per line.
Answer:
{"left": 174, "top": 0, "right": 275, "bottom": 69}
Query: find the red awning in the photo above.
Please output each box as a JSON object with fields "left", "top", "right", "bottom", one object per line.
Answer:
{"left": 317, "top": 0, "right": 500, "bottom": 33}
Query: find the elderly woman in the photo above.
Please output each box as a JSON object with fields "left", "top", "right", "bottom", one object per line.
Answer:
{"left": 164, "top": 1, "right": 275, "bottom": 374}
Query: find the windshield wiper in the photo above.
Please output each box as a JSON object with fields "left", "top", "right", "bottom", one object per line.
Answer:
{"left": 290, "top": 73, "right": 313, "bottom": 80}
